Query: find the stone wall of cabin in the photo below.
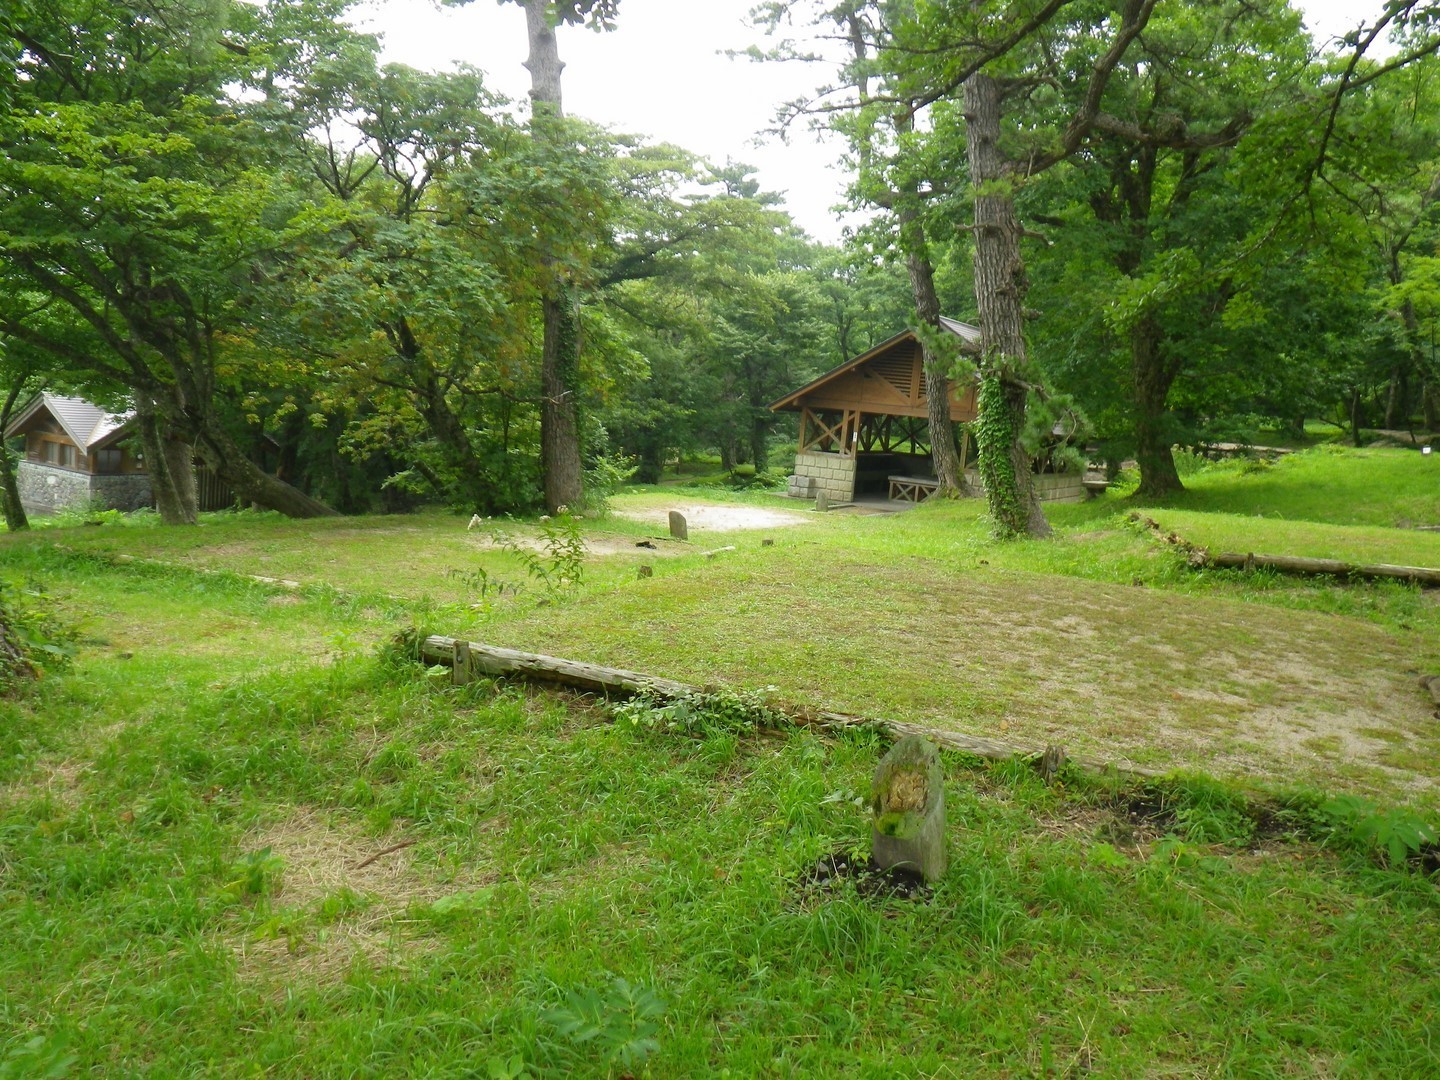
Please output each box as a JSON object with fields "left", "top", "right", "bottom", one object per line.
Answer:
{"left": 16, "top": 462, "right": 152, "bottom": 514}
{"left": 92, "top": 473, "right": 153, "bottom": 512}
{"left": 963, "top": 470, "right": 1085, "bottom": 504}
{"left": 17, "top": 462, "right": 93, "bottom": 514}
{"left": 790, "top": 450, "right": 856, "bottom": 503}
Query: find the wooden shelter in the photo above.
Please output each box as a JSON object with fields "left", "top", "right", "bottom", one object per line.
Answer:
{"left": 770, "top": 318, "right": 980, "bottom": 504}
{"left": 4, "top": 393, "right": 152, "bottom": 513}
{"left": 5, "top": 393, "right": 239, "bottom": 514}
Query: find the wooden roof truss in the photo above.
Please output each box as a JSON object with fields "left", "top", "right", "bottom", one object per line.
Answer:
{"left": 797, "top": 407, "right": 860, "bottom": 456}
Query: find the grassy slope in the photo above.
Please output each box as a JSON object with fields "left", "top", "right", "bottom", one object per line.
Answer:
{"left": 2, "top": 565, "right": 1437, "bottom": 1077}
{"left": 2, "top": 446, "right": 1439, "bottom": 1075}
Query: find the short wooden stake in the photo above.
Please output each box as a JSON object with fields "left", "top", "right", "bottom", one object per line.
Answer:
{"left": 452, "top": 639, "right": 474, "bottom": 686}
{"left": 871, "top": 735, "right": 947, "bottom": 882}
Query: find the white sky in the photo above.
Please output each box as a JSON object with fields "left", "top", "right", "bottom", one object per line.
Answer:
{"left": 350, "top": 0, "right": 1392, "bottom": 245}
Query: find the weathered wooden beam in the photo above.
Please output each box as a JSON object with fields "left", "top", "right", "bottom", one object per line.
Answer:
{"left": 418, "top": 636, "right": 1159, "bottom": 778}
{"left": 1128, "top": 514, "right": 1440, "bottom": 588}
{"left": 1192, "top": 550, "right": 1440, "bottom": 587}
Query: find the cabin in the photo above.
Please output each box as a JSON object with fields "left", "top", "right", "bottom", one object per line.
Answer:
{"left": 769, "top": 318, "right": 981, "bottom": 505}
{"left": 5, "top": 393, "right": 153, "bottom": 514}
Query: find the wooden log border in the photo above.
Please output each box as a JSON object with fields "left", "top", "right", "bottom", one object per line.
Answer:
{"left": 1128, "top": 513, "right": 1440, "bottom": 588}
{"left": 420, "top": 636, "right": 1160, "bottom": 779}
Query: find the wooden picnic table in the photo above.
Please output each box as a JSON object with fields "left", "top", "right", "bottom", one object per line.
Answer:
{"left": 888, "top": 475, "right": 939, "bottom": 502}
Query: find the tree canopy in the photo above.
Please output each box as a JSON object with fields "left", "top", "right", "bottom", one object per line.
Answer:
{"left": 1, "top": 0, "right": 1436, "bottom": 525}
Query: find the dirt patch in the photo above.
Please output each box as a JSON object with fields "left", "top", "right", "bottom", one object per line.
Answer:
{"left": 0, "top": 758, "right": 88, "bottom": 810}
{"left": 470, "top": 530, "right": 685, "bottom": 558}
{"left": 613, "top": 502, "right": 814, "bottom": 533}
{"left": 495, "top": 554, "right": 1440, "bottom": 798}
{"left": 244, "top": 808, "right": 439, "bottom": 909}
{"left": 794, "top": 848, "right": 932, "bottom": 903}
{"left": 227, "top": 808, "right": 489, "bottom": 987}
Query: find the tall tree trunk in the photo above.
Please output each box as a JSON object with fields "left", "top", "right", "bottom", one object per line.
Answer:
{"left": 161, "top": 431, "right": 199, "bottom": 515}
{"left": 1350, "top": 387, "right": 1365, "bottom": 447}
{"left": 0, "top": 381, "right": 29, "bottom": 531}
{"left": 539, "top": 283, "right": 584, "bottom": 509}
{"left": 134, "top": 396, "right": 198, "bottom": 525}
{"left": 750, "top": 413, "right": 770, "bottom": 473}
{"left": 1384, "top": 367, "right": 1407, "bottom": 429}
{"left": 963, "top": 73, "right": 1049, "bottom": 538}
{"left": 1424, "top": 379, "right": 1439, "bottom": 431}
{"left": 902, "top": 236, "right": 962, "bottom": 493}
{"left": 1132, "top": 315, "right": 1183, "bottom": 497}
{"left": 634, "top": 438, "right": 663, "bottom": 485}
{"left": 524, "top": 0, "right": 585, "bottom": 513}
{"left": 1398, "top": 299, "right": 1427, "bottom": 431}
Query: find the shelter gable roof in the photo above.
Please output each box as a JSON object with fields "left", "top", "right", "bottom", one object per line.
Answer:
{"left": 4, "top": 393, "right": 135, "bottom": 448}
{"left": 768, "top": 318, "right": 980, "bottom": 412}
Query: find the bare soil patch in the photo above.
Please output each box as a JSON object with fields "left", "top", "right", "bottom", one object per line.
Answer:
{"left": 469, "top": 530, "right": 685, "bottom": 558}
{"left": 495, "top": 556, "right": 1440, "bottom": 798}
{"left": 613, "top": 502, "right": 814, "bottom": 533}
{"left": 227, "top": 808, "right": 488, "bottom": 987}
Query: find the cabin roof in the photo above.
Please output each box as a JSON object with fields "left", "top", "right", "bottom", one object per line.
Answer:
{"left": 768, "top": 317, "right": 980, "bottom": 412}
{"left": 5, "top": 393, "right": 134, "bottom": 449}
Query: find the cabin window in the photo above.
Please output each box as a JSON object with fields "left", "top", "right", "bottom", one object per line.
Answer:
{"left": 37, "top": 438, "right": 79, "bottom": 468}
{"left": 95, "top": 448, "right": 123, "bottom": 474}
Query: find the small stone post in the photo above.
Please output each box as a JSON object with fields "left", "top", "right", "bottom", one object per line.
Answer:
{"left": 815, "top": 490, "right": 829, "bottom": 512}
{"left": 871, "top": 735, "right": 947, "bottom": 882}
{"left": 668, "top": 510, "right": 688, "bottom": 541}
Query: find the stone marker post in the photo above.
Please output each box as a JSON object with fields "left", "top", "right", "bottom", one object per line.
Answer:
{"left": 815, "top": 490, "right": 829, "bottom": 512}
{"left": 871, "top": 735, "right": 947, "bottom": 881}
{"left": 668, "top": 510, "right": 688, "bottom": 541}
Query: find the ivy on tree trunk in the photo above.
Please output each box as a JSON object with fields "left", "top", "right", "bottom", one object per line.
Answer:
{"left": 963, "top": 72, "right": 1049, "bottom": 538}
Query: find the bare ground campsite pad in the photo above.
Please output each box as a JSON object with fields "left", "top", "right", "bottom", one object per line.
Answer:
{"left": 496, "top": 536, "right": 1440, "bottom": 799}
{"left": 34, "top": 490, "right": 1440, "bottom": 800}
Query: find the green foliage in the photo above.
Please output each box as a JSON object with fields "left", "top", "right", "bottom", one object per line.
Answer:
{"left": 974, "top": 373, "right": 1023, "bottom": 536}
{"left": 581, "top": 450, "right": 638, "bottom": 508}
{"left": 0, "top": 1035, "right": 76, "bottom": 1080}
{"left": 1322, "top": 794, "right": 1438, "bottom": 869}
{"left": 1165, "top": 777, "right": 1256, "bottom": 847}
{"left": 610, "top": 685, "right": 784, "bottom": 738}
{"left": 540, "top": 977, "right": 666, "bottom": 1073}
{"left": 490, "top": 512, "right": 586, "bottom": 593}
{"left": 0, "top": 577, "right": 75, "bottom": 687}
{"left": 222, "top": 846, "right": 285, "bottom": 899}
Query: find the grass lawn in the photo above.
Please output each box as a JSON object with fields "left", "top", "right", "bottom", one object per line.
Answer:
{"left": 2, "top": 445, "right": 1439, "bottom": 1076}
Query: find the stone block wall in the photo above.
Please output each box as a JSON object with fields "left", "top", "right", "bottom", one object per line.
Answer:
{"left": 791, "top": 450, "right": 856, "bottom": 503}
{"left": 93, "top": 474, "right": 154, "bottom": 512}
{"left": 1032, "top": 474, "right": 1085, "bottom": 504}
{"left": 962, "top": 469, "right": 1084, "bottom": 504}
{"left": 16, "top": 463, "right": 153, "bottom": 514}
{"left": 17, "top": 463, "right": 92, "bottom": 515}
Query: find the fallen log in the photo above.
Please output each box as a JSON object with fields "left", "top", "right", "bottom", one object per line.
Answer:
{"left": 419, "top": 636, "right": 1159, "bottom": 778}
{"left": 1191, "top": 550, "right": 1440, "bottom": 587}
{"left": 1125, "top": 516, "right": 1440, "bottom": 587}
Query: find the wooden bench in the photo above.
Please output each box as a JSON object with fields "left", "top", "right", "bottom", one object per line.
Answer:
{"left": 888, "top": 475, "right": 939, "bottom": 503}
